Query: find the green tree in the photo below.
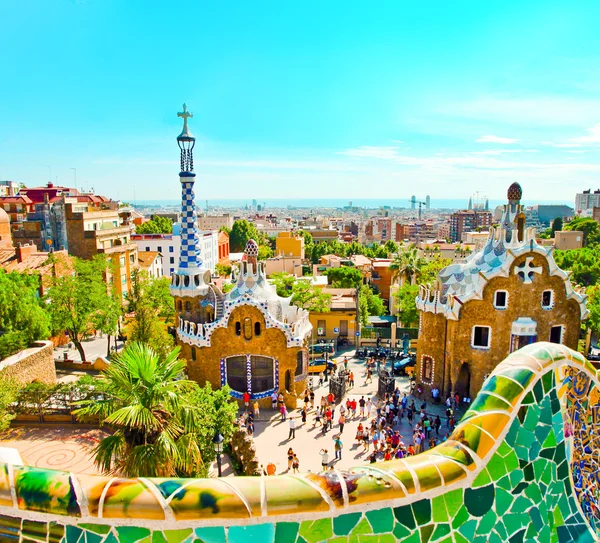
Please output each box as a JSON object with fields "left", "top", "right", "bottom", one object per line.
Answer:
{"left": 383, "top": 240, "right": 399, "bottom": 256}
{"left": 564, "top": 217, "right": 600, "bottom": 246}
{"left": 218, "top": 225, "right": 232, "bottom": 236}
{"left": 45, "top": 256, "right": 113, "bottom": 362}
{"left": 346, "top": 241, "right": 367, "bottom": 256}
{"left": 74, "top": 343, "right": 212, "bottom": 477}
{"left": 270, "top": 272, "right": 296, "bottom": 296}
{"left": 419, "top": 258, "right": 452, "bottom": 285}
{"left": 0, "top": 373, "right": 21, "bottom": 431}
{"left": 291, "top": 281, "right": 332, "bottom": 312}
{"left": 389, "top": 247, "right": 427, "bottom": 284}
{"left": 358, "top": 285, "right": 386, "bottom": 326}
{"left": 586, "top": 284, "right": 600, "bottom": 337}
{"left": 126, "top": 271, "right": 175, "bottom": 360}
{"left": 135, "top": 216, "right": 173, "bottom": 235}
{"left": 551, "top": 217, "right": 564, "bottom": 237}
{"left": 229, "top": 220, "right": 260, "bottom": 252}
{"left": 258, "top": 245, "right": 274, "bottom": 260}
{"left": 553, "top": 248, "right": 600, "bottom": 287}
{"left": 215, "top": 264, "right": 232, "bottom": 277}
{"left": 395, "top": 284, "right": 420, "bottom": 327}
{"left": 0, "top": 271, "right": 50, "bottom": 359}
{"left": 324, "top": 267, "right": 363, "bottom": 288}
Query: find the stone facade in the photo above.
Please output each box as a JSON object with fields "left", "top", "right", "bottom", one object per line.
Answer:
{"left": 416, "top": 183, "right": 587, "bottom": 400}
{"left": 181, "top": 304, "right": 307, "bottom": 409}
{"left": 0, "top": 341, "right": 56, "bottom": 385}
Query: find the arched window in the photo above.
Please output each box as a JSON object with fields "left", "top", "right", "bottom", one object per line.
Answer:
{"left": 295, "top": 351, "right": 305, "bottom": 376}
{"left": 191, "top": 346, "right": 196, "bottom": 361}
{"left": 177, "top": 300, "right": 182, "bottom": 311}
{"left": 235, "top": 321, "right": 241, "bottom": 336}
{"left": 244, "top": 317, "right": 253, "bottom": 340}
{"left": 185, "top": 301, "right": 191, "bottom": 312}
{"left": 254, "top": 322, "right": 261, "bottom": 336}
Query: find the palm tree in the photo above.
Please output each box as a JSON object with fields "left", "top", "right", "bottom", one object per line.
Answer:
{"left": 74, "top": 342, "right": 203, "bottom": 478}
{"left": 390, "top": 247, "right": 427, "bottom": 285}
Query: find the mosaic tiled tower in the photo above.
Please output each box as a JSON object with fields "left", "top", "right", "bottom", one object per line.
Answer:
{"left": 170, "top": 104, "right": 213, "bottom": 303}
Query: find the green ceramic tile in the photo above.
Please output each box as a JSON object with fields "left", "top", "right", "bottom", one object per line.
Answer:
{"left": 21, "top": 520, "right": 46, "bottom": 542}
{"left": 193, "top": 527, "right": 226, "bottom": 543}
{"left": 411, "top": 499, "right": 432, "bottom": 526}
{"left": 333, "top": 514, "right": 361, "bottom": 536}
{"left": 472, "top": 469, "right": 491, "bottom": 488}
{"left": 350, "top": 518, "right": 372, "bottom": 536}
{"left": 116, "top": 528, "right": 151, "bottom": 543}
{"left": 431, "top": 523, "right": 451, "bottom": 541}
{"left": 163, "top": 530, "right": 193, "bottom": 543}
{"left": 394, "top": 505, "right": 416, "bottom": 530}
{"left": 299, "top": 519, "right": 332, "bottom": 543}
{"left": 393, "top": 522, "right": 412, "bottom": 540}
{"left": 366, "top": 509, "right": 394, "bottom": 534}
{"left": 443, "top": 490, "right": 463, "bottom": 519}
{"left": 229, "top": 524, "right": 275, "bottom": 543}
{"left": 80, "top": 525, "right": 112, "bottom": 536}
{"left": 420, "top": 524, "right": 435, "bottom": 543}
{"left": 432, "top": 496, "right": 448, "bottom": 523}
{"left": 151, "top": 532, "right": 168, "bottom": 543}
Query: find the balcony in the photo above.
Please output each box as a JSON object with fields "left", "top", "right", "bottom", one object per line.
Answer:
{"left": 84, "top": 225, "right": 132, "bottom": 239}
{"left": 97, "top": 242, "right": 138, "bottom": 255}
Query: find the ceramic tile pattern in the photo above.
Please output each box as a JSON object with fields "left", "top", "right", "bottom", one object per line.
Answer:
{"left": 0, "top": 342, "right": 598, "bottom": 542}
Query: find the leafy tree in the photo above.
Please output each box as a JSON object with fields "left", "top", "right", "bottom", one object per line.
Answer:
{"left": 0, "top": 271, "right": 50, "bottom": 359}
{"left": 346, "top": 241, "right": 367, "bottom": 257}
{"left": 553, "top": 248, "right": 600, "bottom": 287}
{"left": 564, "top": 217, "right": 600, "bottom": 246}
{"left": 258, "top": 245, "right": 274, "bottom": 260}
{"left": 383, "top": 240, "right": 399, "bottom": 256}
{"left": 389, "top": 247, "right": 427, "bottom": 285}
{"left": 135, "top": 216, "right": 173, "bottom": 235}
{"left": 324, "top": 267, "right": 363, "bottom": 288}
{"left": 45, "top": 256, "right": 113, "bottom": 362}
{"left": 73, "top": 343, "right": 224, "bottom": 477}
{"left": 126, "top": 271, "right": 175, "bottom": 360}
{"left": 229, "top": 220, "right": 260, "bottom": 252}
{"left": 395, "top": 284, "right": 420, "bottom": 327}
{"left": 0, "top": 373, "right": 21, "bottom": 431}
{"left": 222, "top": 282, "right": 234, "bottom": 294}
{"left": 218, "top": 225, "right": 232, "bottom": 236}
{"left": 215, "top": 264, "right": 232, "bottom": 277}
{"left": 359, "top": 285, "right": 386, "bottom": 326}
{"left": 291, "top": 281, "right": 332, "bottom": 312}
{"left": 551, "top": 217, "right": 564, "bottom": 237}
{"left": 586, "top": 284, "right": 600, "bottom": 337}
{"left": 270, "top": 272, "right": 296, "bottom": 296}
{"left": 419, "top": 258, "right": 452, "bottom": 285}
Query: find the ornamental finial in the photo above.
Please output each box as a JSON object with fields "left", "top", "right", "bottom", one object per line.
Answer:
{"left": 177, "top": 103, "right": 194, "bottom": 139}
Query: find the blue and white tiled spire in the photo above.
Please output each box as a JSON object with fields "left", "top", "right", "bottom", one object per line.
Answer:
{"left": 170, "top": 104, "right": 211, "bottom": 297}
{"left": 176, "top": 103, "right": 202, "bottom": 270}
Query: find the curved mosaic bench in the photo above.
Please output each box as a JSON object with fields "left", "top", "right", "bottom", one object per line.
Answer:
{"left": 1, "top": 342, "right": 598, "bottom": 542}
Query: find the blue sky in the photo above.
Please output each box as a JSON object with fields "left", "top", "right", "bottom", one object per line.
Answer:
{"left": 1, "top": 1, "right": 600, "bottom": 204}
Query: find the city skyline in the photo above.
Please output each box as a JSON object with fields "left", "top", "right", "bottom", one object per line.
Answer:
{"left": 2, "top": 1, "right": 600, "bottom": 201}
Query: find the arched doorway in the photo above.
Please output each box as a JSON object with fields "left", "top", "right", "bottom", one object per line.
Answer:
{"left": 455, "top": 363, "right": 471, "bottom": 400}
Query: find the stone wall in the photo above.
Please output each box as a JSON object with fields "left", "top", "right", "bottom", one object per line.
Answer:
{"left": 0, "top": 341, "right": 56, "bottom": 385}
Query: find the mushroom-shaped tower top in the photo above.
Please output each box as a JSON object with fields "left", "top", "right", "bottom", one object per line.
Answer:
{"left": 245, "top": 239, "right": 259, "bottom": 267}
{"left": 507, "top": 182, "right": 522, "bottom": 203}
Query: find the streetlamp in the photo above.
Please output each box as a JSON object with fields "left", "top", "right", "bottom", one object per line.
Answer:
{"left": 212, "top": 430, "right": 224, "bottom": 477}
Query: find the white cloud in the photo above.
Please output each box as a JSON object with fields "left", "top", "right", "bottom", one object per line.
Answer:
{"left": 569, "top": 123, "right": 600, "bottom": 143}
{"left": 476, "top": 135, "right": 518, "bottom": 144}
{"left": 471, "top": 149, "right": 538, "bottom": 156}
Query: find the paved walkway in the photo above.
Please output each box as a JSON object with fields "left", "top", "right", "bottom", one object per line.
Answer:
{"left": 251, "top": 349, "right": 457, "bottom": 475}
{"left": 0, "top": 426, "right": 108, "bottom": 475}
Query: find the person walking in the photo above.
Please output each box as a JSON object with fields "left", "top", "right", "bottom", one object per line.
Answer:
{"left": 334, "top": 435, "right": 343, "bottom": 461}
{"left": 365, "top": 398, "right": 372, "bottom": 418}
{"left": 292, "top": 454, "right": 300, "bottom": 473}
{"left": 301, "top": 405, "right": 308, "bottom": 423}
{"left": 314, "top": 409, "right": 322, "bottom": 427}
{"left": 433, "top": 415, "right": 441, "bottom": 436}
{"left": 365, "top": 367, "right": 373, "bottom": 384}
{"left": 280, "top": 403, "right": 288, "bottom": 422}
{"left": 359, "top": 396, "right": 366, "bottom": 418}
{"left": 287, "top": 448, "right": 294, "bottom": 471}
{"left": 243, "top": 390, "right": 250, "bottom": 410}
{"left": 338, "top": 413, "right": 346, "bottom": 433}
{"left": 348, "top": 371, "right": 354, "bottom": 388}
{"left": 288, "top": 416, "right": 296, "bottom": 439}
{"left": 320, "top": 448, "right": 329, "bottom": 470}
{"left": 309, "top": 389, "right": 315, "bottom": 408}
{"left": 271, "top": 391, "right": 278, "bottom": 411}
{"left": 253, "top": 400, "right": 260, "bottom": 418}
{"left": 318, "top": 371, "right": 324, "bottom": 387}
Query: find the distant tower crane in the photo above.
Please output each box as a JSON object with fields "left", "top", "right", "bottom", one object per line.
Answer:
{"left": 409, "top": 198, "right": 428, "bottom": 220}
